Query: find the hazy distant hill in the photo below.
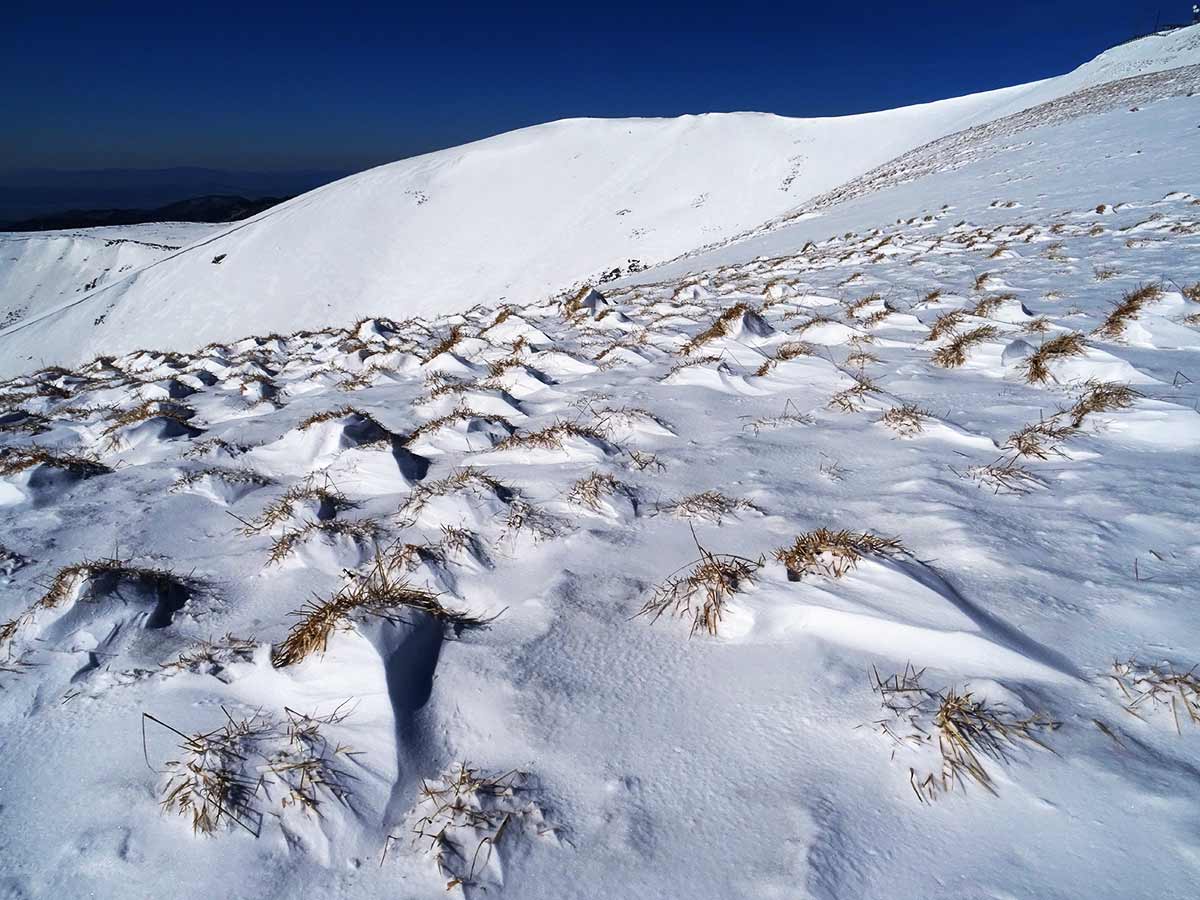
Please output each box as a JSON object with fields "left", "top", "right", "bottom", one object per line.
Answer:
{"left": 0, "top": 194, "right": 290, "bottom": 232}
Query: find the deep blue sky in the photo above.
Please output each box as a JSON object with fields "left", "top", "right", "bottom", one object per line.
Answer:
{"left": 0, "top": 0, "right": 1178, "bottom": 173}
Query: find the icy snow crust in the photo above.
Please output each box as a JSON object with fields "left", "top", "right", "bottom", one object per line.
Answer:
{"left": 0, "top": 27, "right": 1197, "bottom": 376}
{"left": 1, "top": 31, "right": 1200, "bottom": 900}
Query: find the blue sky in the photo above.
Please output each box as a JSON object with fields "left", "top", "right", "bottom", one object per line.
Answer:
{"left": 1, "top": 0, "right": 1178, "bottom": 172}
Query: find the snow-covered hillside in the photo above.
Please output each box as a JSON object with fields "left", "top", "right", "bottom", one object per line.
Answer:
{"left": 2, "top": 27, "right": 1200, "bottom": 898}
{"left": 0, "top": 26, "right": 1197, "bottom": 376}
{"left": 0, "top": 222, "right": 220, "bottom": 341}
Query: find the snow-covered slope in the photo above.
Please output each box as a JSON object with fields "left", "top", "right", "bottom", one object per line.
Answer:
{"left": 1, "top": 26, "right": 1197, "bottom": 377}
{"left": 2, "top": 31, "right": 1200, "bottom": 900}
{"left": 0, "top": 222, "right": 220, "bottom": 337}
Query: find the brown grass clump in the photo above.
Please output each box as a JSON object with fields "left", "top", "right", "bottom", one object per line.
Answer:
{"left": 397, "top": 467, "right": 514, "bottom": 525}
{"left": 161, "top": 634, "right": 259, "bottom": 677}
{"left": 266, "top": 518, "right": 381, "bottom": 566}
{"left": 241, "top": 478, "right": 355, "bottom": 535}
{"left": 969, "top": 293, "right": 1013, "bottom": 318}
{"left": 881, "top": 404, "right": 929, "bottom": 437}
{"left": 494, "top": 420, "right": 606, "bottom": 452}
{"left": 149, "top": 704, "right": 356, "bottom": 836}
{"left": 405, "top": 408, "right": 514, "bottom": 445}
{"left": 392, "top": 762, "right": 548, "bottom": 891}
{"left": 567, "top": 472, "right": 622, "bottom": 511}
{"left": 2, "top": 557, "right": 191, "bottom": 649}
{"left": 925, "top": 309, "right": 965, "bottom": 342}
{"left": 104, "top": 400, "right": 195, "bottom": 431}
{"left": 827, "top": 373, "right": 880, "bottom": 414}
{"left": 872, "top": 666, "right": 1059, "bottom": 802}
{"left": 660, "top": 490, "right": 760, "bottom": 523}
{"left": 1093, "top": 265, "right": 1119, "bottom": 281}
{"left": 845, "top": 349, "right": 881, "bottom": 369}
{"left": 1182, "top": 282, "right": 1200, "bottom": 303}
{"left": 1067, "top": 381, "right": 1139, "bottom": 428}
{"left": 296, "top": 405, "right": 386, "bottom": 432}
{"left": 637, "top": 534, "right": 762, "bottom": 636}
{"left": 1023, "top": 316, "right": 1051, "bottom": 335}
{"left": 861, "top": 307, "right": 894, "bottom": 329}
{"left": 973, "top": 271, "right": 992, "bottom": 291}
{"left": 272, "top": 553, "right": 485, "bottom": 667}
{"left": 1110, "top": 659, "right": 1200, "bottom": 733}
{"left": 932, "top": 325, "right": 999, "bottom": 368}
{"left": 172, "top": 467, "right": 274, "bottom": 492}
{"left": 1022, "top": 332, "right": 1087, "bottom": 384}
{"left": 773, "top": 528, "right": 901, "bottom": 581}
{"left": 0, "top": 446, "right": 110, "bottom": 478}
{"left": 963, "top": 459, "right": 1041, "bottom": 494}
{"left": 1003, "top": 417, "right": 1075, "bottom": 460}
{"left": 844, "top": 293, "right": 881, "bottom": 319}
{"left": 1094, "top": 282, "right": 1162, "bottom": 340}
{"left": 421, "top": 324, "right": 465, "bottom": 362}
{"left": 680, "top": 302, "right": 751, "bottom": 355}
{"left": 627, "top": 449, "right": 664, "bottom": 472}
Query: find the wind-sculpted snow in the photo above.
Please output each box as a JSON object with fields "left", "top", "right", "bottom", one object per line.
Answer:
{"left": 1, "top": 98, "right": 1199, "bottom": 894}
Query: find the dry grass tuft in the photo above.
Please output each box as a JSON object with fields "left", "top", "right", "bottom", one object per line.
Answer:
{"left": 1067, "top": 381, "right": 1139, "bottom": 428}
{"left": 0, "top": 446, "right": 110, "bottom": 478}
{"left": 266, "top": 518, "right": 381, "bottom": 566}
{"left": 637, "top": 534, "right": 762, "bottom": 636}
{"left": 296, "top": 406, "right": 387, "bottom": 432}
{"left": 2, "top": 557, "right": 192, "bottom": 649}
{"left": 405, "top": 407, "right": 514, "bottom": 445}
{"left": 272, "top": 553, "right": 485, "bottom": 667}
{"left": 925, "top": 310, "right": 965, "bottom": 342}
{"left": 881, "top": 404, "right": 929, "bottom": 437}
{"left": 932, "top": 325, "right": 999, "bottom": 368}
{"left": 1094, "top": 282, "right": 1162, "bottom": 340}
{"left": 1110, "top": 659, "right": 1200, "bottom": 733}
{"left": 680, "top": 302, "right": 751, "bottom": 355}
{"left": 567, "top": 472, "right": 622, "bottom": 511}
{"left": 828, "top": 373, "right": 880, "bottom": 413}
{"left": 392, "top": 762, "right": 549, "bottom": 891}
{"left": 240, "top": 478, "right": 355, "bottom": 535}
{"left": 774, "top": 528, "right": 901, "bottom": 580}
{"left": 1023, "top": 316, "right": 1051, "bottom": 335}
{"left": 969, "top": 293, "right": 1014, "bottom": 318}
{"left": 397, "top": 467, "right": 514, "bottom": 525}
{"left": 421, "top": 324, "right": 465, "bottom": 362}
{"left": 872, "top": 665, "right": 1058, "bottom": 802}
{"left": 161, "top": 634, "right": 259, "bottom": 677}
{"left": 1022, "top": 332, "right": 1087, "bottom": 384}
{"left": 963, "top": 459, "right": 1041, "bottom": 494}
{"left": 494, "top": 420, "right": 606, "bottom": 452}
{"left": 150, "top": 703, "right": 356, "bottom": 836}
{"left": 171, "top": 467, "right": 274, "bottom": 492}
{"left": 1182, "top": 282, "right": 1200, "bottom": 303}
{"left": 660, "top": 490, "right": 760, "bottom": 523}
{"left": 1003, "top": 417, "right": 1075, "bottom": 460}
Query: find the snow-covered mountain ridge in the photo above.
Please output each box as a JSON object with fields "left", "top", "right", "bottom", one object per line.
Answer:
{"left": 1, "top": 25, "right": 1197, "bottom": 377}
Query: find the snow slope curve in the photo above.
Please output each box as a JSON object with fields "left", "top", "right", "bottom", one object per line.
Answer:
{"left": 0, "top": 25, "right": 1197, "bottom": 376}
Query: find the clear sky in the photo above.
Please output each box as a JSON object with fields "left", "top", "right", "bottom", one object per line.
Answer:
{"left": 1, "top": 0, "right": 1180, "bottom": 173}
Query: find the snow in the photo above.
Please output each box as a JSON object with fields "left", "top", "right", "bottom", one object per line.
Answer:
{"left": 1, "top": 27, "right": 1198, "bottom": 377}
{"left": 2, "top": 26, "right": 1200, "bottom": 900}
{"left": 0, "top": 222, "right": 221, "bottom": 343}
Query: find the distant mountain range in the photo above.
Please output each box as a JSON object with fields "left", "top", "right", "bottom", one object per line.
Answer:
{"left": 0, "top": 194, "right": 289, "bottom": 232}
{"left": 0, "top": 166, "right": 354, "bottom": 223}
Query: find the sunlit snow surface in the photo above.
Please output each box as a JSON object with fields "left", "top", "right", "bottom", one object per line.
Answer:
{"left": 1, "top": 34, "right": 1200, "bottom": 900}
